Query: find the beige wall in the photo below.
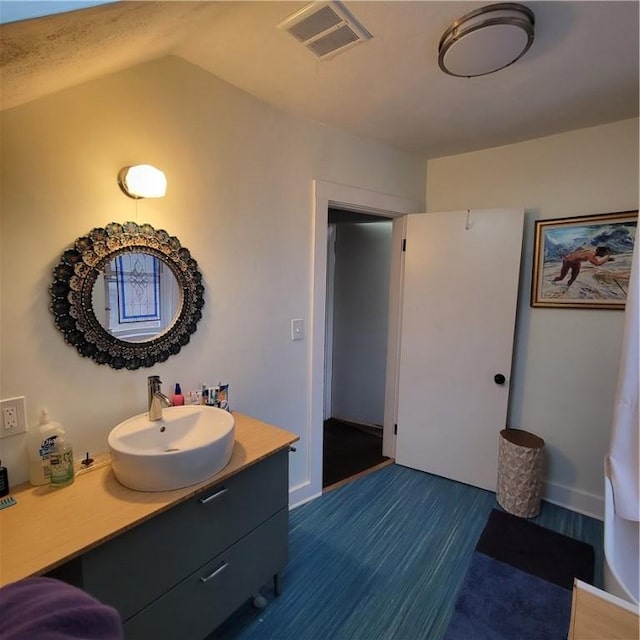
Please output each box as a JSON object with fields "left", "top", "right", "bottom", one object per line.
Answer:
{"left": 426, "top": 118, "right": 639, "bottom": 516}
{"left": 0, "top": 56, "right": 427, "bottom": 496}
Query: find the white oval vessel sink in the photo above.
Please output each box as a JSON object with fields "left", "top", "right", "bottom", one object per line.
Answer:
{"left": 108, "top": 406, "right": 235, "bottom": 492}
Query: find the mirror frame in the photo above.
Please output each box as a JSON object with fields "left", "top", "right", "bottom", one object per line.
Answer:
{"left": 49, "top": 221, "right": 205, "bottom": 370}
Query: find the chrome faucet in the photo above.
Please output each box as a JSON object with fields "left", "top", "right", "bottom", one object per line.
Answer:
{"left": 148, "top": 375, "right": 172, "bottom": 421}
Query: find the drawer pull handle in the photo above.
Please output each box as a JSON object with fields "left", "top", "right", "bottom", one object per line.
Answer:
{"left": 199, "top": 487, "right": 228, "bottom": 504}
{"left": 199, "top": 562, "right": 228, "bottom": 583}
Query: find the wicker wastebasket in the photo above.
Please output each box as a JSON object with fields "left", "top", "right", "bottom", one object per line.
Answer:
{"left": 497, "top": 428, "right": 545, "bottom": 518}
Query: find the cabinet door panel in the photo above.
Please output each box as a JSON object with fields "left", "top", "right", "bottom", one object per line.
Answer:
{"left": 123, "top": 508, "right": 289, "bottom": 640}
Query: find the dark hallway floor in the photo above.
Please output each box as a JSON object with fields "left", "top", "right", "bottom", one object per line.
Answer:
{"left": 322, "top": 418, "right": 389, "bottom": 488}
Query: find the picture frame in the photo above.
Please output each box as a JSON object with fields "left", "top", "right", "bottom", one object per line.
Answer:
{"left": 531, "top": 210, "right": 637, "bottom": 309}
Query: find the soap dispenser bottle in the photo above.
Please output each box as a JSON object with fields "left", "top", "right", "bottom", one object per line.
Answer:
{"left": 49, "top": 435, "right": 75, "bottom": 488}
{"left": 28, "top": 410, "right": 66, "bottom": 486}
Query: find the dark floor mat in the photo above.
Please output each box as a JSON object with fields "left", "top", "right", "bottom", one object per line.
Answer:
{"left": 443, "top": 552, "right": 573, "bottom": 640}
{"left": 476, "top": 508, "right": 595, "bottom": 590}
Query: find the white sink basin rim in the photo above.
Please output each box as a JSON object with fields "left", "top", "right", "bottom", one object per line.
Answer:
{"left": 108, "top": 405, "right": 235, "bottom": 492}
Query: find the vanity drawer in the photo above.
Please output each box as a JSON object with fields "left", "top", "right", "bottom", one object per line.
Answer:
{"left": 123, "top": 507, "right": 288, "bottom": 640}
{"left": 188, "top": 449, "right": 288, "bottom": 553}
{"left": 82, "top": 450, "right": 288, "bottom": 621}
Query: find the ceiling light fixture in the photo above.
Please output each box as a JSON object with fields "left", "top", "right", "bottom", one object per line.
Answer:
{"left": 117, "top": 164, "right": 167, "bottom": 199}
{"left": 438, "top": 2, "right": 535, "bottom": 78}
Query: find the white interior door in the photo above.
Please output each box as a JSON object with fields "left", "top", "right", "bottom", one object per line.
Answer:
{"left": 395, "top": 208, "right": 524, "bottom": 490}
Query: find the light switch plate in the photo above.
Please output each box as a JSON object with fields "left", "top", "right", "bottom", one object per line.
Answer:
{"left": 291, "top": 318, "right": 304, "bottom": 341}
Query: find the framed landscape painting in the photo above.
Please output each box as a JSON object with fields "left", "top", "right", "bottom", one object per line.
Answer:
{"left": 531, "top": 210, "right": 638, "bottom": 309}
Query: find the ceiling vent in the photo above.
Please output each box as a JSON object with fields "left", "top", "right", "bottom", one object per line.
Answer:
{"left": 277, "top": 1, "right": 372, "bottom": 60}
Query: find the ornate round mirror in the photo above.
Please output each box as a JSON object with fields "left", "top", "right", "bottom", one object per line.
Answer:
{"left": 50, "top": 222, "right": 204, "bottom": 370}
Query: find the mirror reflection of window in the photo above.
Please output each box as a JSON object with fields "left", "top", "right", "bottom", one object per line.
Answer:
{"left": 116, "top": 254, "right": 161, "bottom": 323}
{"left": 97, "top": 254, "right": 181, "bottom": 343}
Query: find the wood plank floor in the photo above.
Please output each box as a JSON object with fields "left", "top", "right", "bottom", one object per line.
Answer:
{"left": 323, "top": 418, "right": 389, "bottom": 488}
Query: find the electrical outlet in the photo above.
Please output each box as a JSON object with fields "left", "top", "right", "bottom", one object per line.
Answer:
{"left": 3, "top": 406, "right": 17, "bottom": 429}
{"left": 0, "top": 396, "right": 27, "bottom": 439}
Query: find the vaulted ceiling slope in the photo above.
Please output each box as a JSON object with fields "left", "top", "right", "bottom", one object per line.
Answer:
{"left": 1, "top": 1, "right": 638, "bottom": 158}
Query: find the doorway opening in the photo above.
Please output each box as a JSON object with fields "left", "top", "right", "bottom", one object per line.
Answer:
{"left": 294, "top": 179, "right": 420, "bottom": 508}
{"left": 323, "top": 208, "right": 393, "bottom": 489}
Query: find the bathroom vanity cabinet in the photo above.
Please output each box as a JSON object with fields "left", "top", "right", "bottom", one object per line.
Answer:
{"left": 0, "top": 414, "right": 298, "bottom": 640}
{"left": 82, "top": 450, "right": 288, "bottom": 638}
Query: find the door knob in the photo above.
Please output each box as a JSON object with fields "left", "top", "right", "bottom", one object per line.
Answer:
{"left": 494, "top": 374, "right": 506, "bottom": 385}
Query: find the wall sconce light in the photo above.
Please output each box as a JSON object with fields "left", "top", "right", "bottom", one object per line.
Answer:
{"left": 117, "top": 164, "right": 167, "bottom": 199}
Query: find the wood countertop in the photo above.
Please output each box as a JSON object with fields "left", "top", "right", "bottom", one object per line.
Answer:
{"left": 0, "top": 413, "right": 299, "bottom": 587}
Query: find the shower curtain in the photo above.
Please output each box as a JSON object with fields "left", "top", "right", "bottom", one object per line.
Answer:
{"left": 608, "top": 240, "right": 639, "bottom": 522}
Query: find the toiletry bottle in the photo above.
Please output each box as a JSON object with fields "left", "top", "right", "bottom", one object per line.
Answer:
{"left": 172, "top": 383, "right": 185, "bottom": 406}
{"left": 0, "top": 460, "right": 9, "bottom": 498}
{"left": 49, "top": 435, "right": 74, "bottom": 488}
{"left": 217, "top": 383, "right": 229, "bottom": 411}
{"left": 28, "top": 410, "right": 66, "bottom": 486}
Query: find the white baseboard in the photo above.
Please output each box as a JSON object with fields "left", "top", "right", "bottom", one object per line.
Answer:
{"left": 289, "top": 479, "right": 605, "bottom": 519}
{"left": 289, "top": 480, "right": 322, "bottom": 509}
{"left": 543, "top": 481, "right": 604, "bottom": 520}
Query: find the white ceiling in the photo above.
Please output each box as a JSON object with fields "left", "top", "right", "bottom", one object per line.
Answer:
{"left": 1, "top": 1, "right": 638, "bottom": 158}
